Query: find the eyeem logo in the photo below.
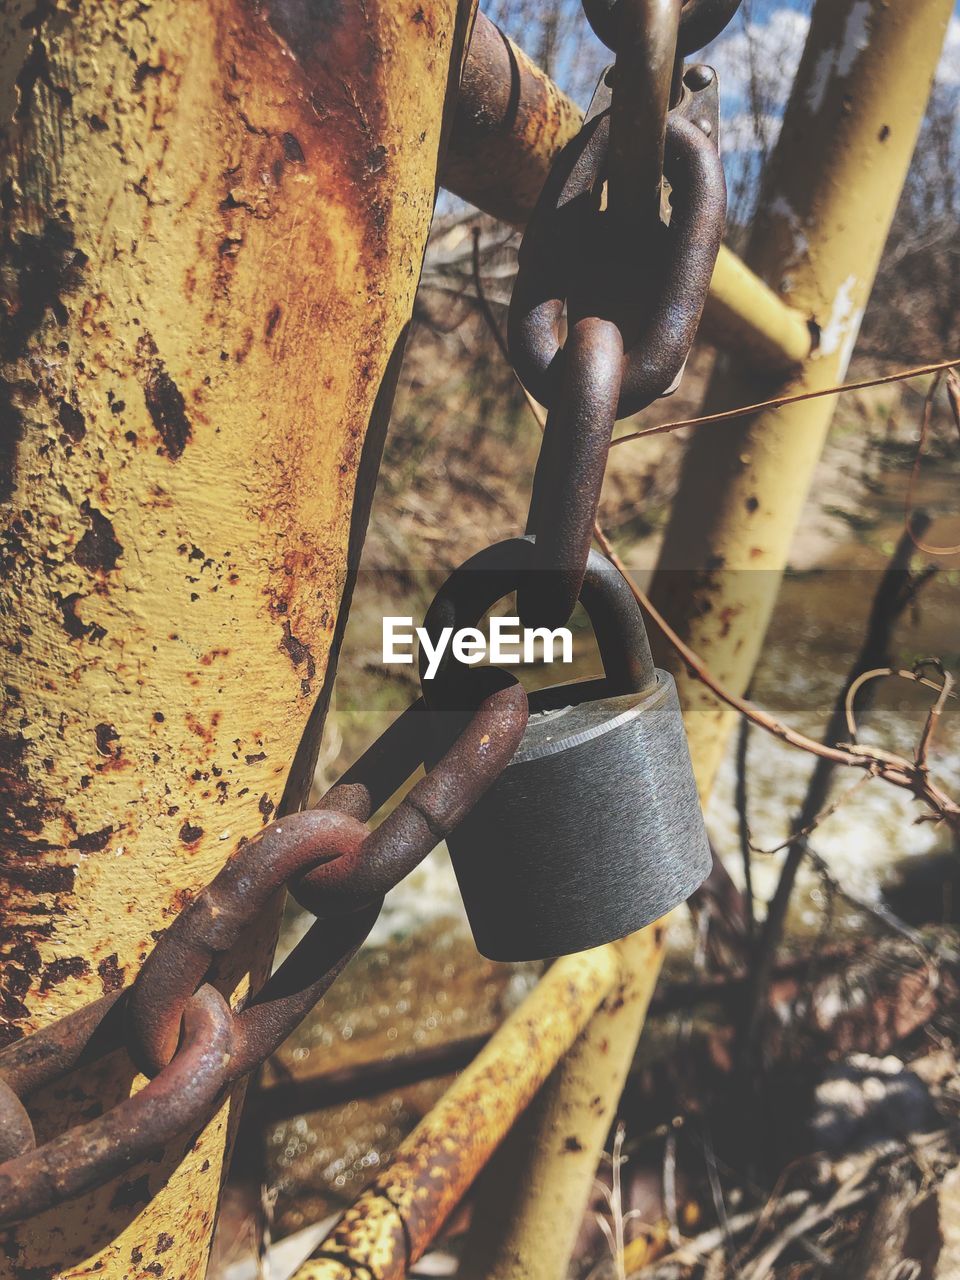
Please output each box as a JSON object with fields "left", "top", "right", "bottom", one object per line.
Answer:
{"left": 384, "top": 617, "right": 573, "bottom": 680}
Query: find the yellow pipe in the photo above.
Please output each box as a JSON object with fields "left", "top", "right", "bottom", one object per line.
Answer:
{"left": 441, "top": 17, "right": 812, "bottom": 373}
{"left": 458, "top": 924, "right": 668, "bottom": 1280}
{"left": 703, "top": 246, "right": 813, "bottom": 372}
{"left": 441, "top": 11, "right": 583, "bottom": 228}
{"left": 0, "top": 0, "right": 475, "bottom": 1273}
{"left": 652, "top": 0, "right": 955, "bottom": 797}
{"left": 292, "top": 947, "right": 620, "bottom": 1280}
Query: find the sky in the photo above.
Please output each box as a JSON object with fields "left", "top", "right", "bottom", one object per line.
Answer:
{"left": 705, "top": 1, "right": 960, "bottom": 159}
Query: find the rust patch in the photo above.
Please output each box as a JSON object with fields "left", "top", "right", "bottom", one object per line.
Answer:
{"left": 281, "top": 132, "right": 304, "bottom": 163}
{"left": 178, "top": 821, "right": 203, "bottom": 845}
{"left": 39, "top": 954, "right": 90, "bottom": 992}
{"left": 57, "top": 397, "right": 86, "bottom": 441}
{"left": 109, "top": 1174, "right": 151, "bottom": 1211}
{"left": 1, "top": 861, "right": 74, "bottom": 894}
{"left": 717, "top": 606, "right": 738, "bottom": 638}
{"left": 264, "top": 303, "right": 282, "bottom": 339}
{"left": 0, "top": 380, "right": 26, "bottom": 502}
{"left": 56, "top": 591, "right": 106, "bottom": 642}
{"left": 70, "top": 824, "right": 113, "bottom": 853}
{"left": 97, "top": 953, "right": 125, "bottom": 993}
{"left": 279, "top": 619, "right": 316, "bottom": 694}
{"left": 74, "top": 504, "right": 122, "bottom": 573}
{"left": 0, "top": 215, "right": 87, "bottom": 362}
{"left": 138, "top": 334, "right": 192, "bottom": 458}
{"left": 94, "top": 723, "right": 121, "bottom": 757}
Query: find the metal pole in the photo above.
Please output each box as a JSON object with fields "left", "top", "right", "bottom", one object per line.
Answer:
{"left": 0, "top": 0, "right": 474, "bottom": 1273}
{"left": 651, "top": 0, "right": 955, "bottom": 796}
{"left": 291, "top": 948, "right": 620, "bottom": 1280}
{"left": 458, "top": 925, "right": 667, "bottom": 1280}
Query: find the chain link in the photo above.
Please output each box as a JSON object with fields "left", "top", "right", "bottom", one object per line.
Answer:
{"left": 0, "top": 0, "right": 741, "bottom": 1228}
{"left": 0, "top": 680, "right": 526, "bottom": 1227}
{"left": 583, "top": 0, "right": 742, "bottom": 56}
{"left": 510, "top": 0, "right": 739, "bottom": 628}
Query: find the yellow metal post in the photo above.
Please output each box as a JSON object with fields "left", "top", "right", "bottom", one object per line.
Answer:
{"left": 652, "top": 0, "right": 955, "bottom": 796}
{"left": 0, "top": 1, "right": 474, "bottom": 1274}
{"left": 458, "top": 925, "right": 667, "bottom": 1280}
{"left": 292, "top": 948, "right": 620, "bottom": 1280}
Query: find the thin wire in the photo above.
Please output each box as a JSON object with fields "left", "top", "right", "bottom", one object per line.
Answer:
{"left": 609, "top": 356, "right": 960, "bottom": 446}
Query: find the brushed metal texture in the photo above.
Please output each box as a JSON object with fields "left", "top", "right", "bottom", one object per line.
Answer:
{"left": 446, "top": 671, "right": 711, "bottom": 961}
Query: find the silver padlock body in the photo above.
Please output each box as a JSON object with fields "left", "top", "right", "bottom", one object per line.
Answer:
{"left": 444, "top": 671, "right": 711, "bottom": 962}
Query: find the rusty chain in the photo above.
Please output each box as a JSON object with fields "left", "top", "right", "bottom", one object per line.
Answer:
{"left": 511, "top": 0, "right": 733, "bottom": 627}
{"left": 0, "top": 677, "right": 526, "bottom": 1226}
{"left": 0, "top": 0, "right": 739, "bottom": 1229}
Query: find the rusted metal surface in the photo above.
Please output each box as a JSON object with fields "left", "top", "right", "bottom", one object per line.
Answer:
{"left": 292, "top": 947, "right": 620, "bottom": 1280}
{"left": 524, "top": 316, "right": 625, "bottom": 624}
{"left": 0, "top": 990, "right": 124, "bottom": 1100}
{"left": 0, "top": 0, "right": 477, "bottom": 1269}
{"left": 0, "top": 677, "right": 526, "bottom": 1228}
{"left": 128, "top": 679, "right": 526, "bottom": 1081}
{"left": 442, "top": 12, "right": 583, "bottom": 227}
{"left": 301, "top": 681, "right": 528, "bottom": 918}
{"left": 508, "top": 74, "right": 726, "bottom": 419}
{"left": 508, "top": 63, "right": 726, "bottom": 624}
{"left": 605, "top": 0, "right": 681, "bottom": 220}
{"left": 0, "top": 988, "right": 233, "bottom": 1228}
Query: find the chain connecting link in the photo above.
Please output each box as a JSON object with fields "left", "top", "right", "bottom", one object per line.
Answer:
{"left": 511, "top": 0, "right": 740, "bottom": 628}
{"left": 0, "top": 681, "right": 526, "bottom": 1227}
{"left": 0, "top": 0, "right": 739, "bottom": 1230}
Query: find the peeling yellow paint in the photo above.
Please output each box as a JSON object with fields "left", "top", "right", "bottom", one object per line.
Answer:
{"left": 0, "top": 0, "right": 474, "bottom": 1273}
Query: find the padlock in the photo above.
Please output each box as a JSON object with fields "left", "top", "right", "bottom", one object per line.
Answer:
{"left": 419, "top": 537, "right": 711, "bottom": 962}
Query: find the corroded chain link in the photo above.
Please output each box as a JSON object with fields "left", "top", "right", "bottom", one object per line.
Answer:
{"left": 0, "top": 0, "right": 740, "bottom": 1229}
{"left": 0, "top": 680, "right": 526, "bottom": 1226}
{"left": 511, "top": 0, "right": 740, "bottom": 627}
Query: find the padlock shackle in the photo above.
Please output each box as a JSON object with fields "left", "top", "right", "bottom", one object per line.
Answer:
{"left": 420, "top": 537, "right": 655, "bottom": 708}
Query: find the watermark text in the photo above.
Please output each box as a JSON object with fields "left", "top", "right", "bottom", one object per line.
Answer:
{"left": 383, "top": 617, "right": 573, "bottom": 680}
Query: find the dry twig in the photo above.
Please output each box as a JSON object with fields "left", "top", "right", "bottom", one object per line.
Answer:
{"left": 610, "top": 357, "right": 960, "bottom": 446}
